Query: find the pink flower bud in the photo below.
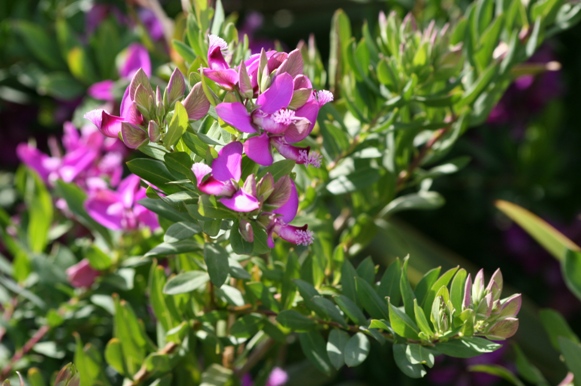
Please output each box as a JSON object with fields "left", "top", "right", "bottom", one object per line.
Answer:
{"left": 66, "top": 259, "right": 99, "bottom": 288}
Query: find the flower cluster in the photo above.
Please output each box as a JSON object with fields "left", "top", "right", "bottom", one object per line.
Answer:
{"left": 17, "top": 122, "right": 126, "bottom": 192}
{"left": 463, "top": 269, "right": 521, "bottom": 340}
{"left": 206, "top": 35, "right": 332, "bottom": 166}
{"left": 85, "top": 34, "right": 332, "bottom": 248}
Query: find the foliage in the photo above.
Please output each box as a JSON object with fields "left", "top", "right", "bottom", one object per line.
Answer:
{"left": 1, "top": 0, "right": 581, "bottom": 385}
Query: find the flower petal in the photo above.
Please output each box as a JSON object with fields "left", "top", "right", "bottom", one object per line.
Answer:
{"left": 216, "top": 102, "right": 257, "bottom": 134}
{"left": 88, "top": 80, "right": 115, "bottom": 101}
{"left": 213, "top": 142, "right": 243, "bottom": 182}
{"left": 284, "top": 100, "right": 318, "bottom": 142}
{"left": 202, "top": 68, "right": 239, "bottom": 90}
{"left": 220, "top": 190, "right": 260, "bottom": 212}
{"left": 100, "top": 111, "right": 124, "bottom": 138}
{"left": 257, "top": 72, "right": 294, "bottom": 114}
{"left": 120, "top": 43, "right": 151, "bottom": 78}
{"left": 243, "top": 133, "right": 273, "bottom": 166}
{"left": 273, "top": 180, "right": 298, "bottom": 223}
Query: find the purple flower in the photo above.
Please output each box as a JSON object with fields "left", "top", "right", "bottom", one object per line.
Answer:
{"left": 202, "top": 35, "right": 239, "bottom": 90}
{"left": 192, "top": 142, "right": 260, "bottom": 213}
{"left": 239, "top": 367, "right": 288, "bottom": 386}
{"left": 88, "top": 43, "right": 151, "bottom": 102}
{"left": 216, "top": 72, "right": 332, "bottom": 166}
{"left": 85, "top": 70, "right": 146, "bottom": 143}
{"left": 138, "top": 8, "right": 165, "bottom": 42}
{"left": 66, "top": 259, "right": 100, "bottom": 288}
{"left": 85, "top": 174, "right": 159, "bottom": 231}
{"left": 17, "top": 122, "right": 125, "bottom": 190}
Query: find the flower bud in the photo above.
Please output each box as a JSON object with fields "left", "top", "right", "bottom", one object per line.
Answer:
{"left": 121, "top": 122, "right": 147, "bottom": 149}
{"left": 183, "top": 83, "right": 210, "bottom": 120}
{"left": 66, "top": 259, "right": 99, "bottom": 288}
{"left": 485, "top": 317, "right": 519, "bottom": 340}
{"left": 148, "top": 121, "right": 161, "bottom": 142}
{"left": 266, "top": 175, "right": 292, "bottom": 209}
{"left": 239, "top": 218, "right": 254, "bottom": 243}
{"left": 166, "top": 67, "right": 186, "bottom": 105}
{"left": 257, "top": 173, "right": 275, "bottom": 201}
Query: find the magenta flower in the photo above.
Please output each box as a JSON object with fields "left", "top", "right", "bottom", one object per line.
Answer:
{"left": 265, "top": 180, "right": 313, "bottom": 247}
{"left": 17, "top": 122, "right": 125, "bottom": 190}
{"left": 192, "top": 142, "right": 260, "bottom": 213}
{"left": 202, "top": 35, "right": 239, "bottom": 90}
{"left": 216, "top": 72, "right": 330, "bottom": 166}
{"left": 85, "top": 70, "right": 146, "bottom": 145}
{"left": 66, "top": 259, "right": 100, "bottom": 288}
{"left": 85, "top": 174, "right": 159, "bottom": 231}
{"left": 88, "top": 43, "right": 151, "bottom": 101}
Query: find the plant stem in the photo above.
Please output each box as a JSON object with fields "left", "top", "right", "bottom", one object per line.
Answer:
{"left": 0, "top": 325, "right": 50, "bottom": 380}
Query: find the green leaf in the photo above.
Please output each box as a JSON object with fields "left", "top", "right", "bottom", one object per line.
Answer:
{"left": 558, "top": 337, "right": 581, "bottom": 382}
{"left": 355, "top": 277, "right": 389, "bottom": 320}
{"left": 24, "top": 171, "right": 52, "bottom": 253}
{"left": 377, "top": 258, "right": 401, "bottom": 305}
{"left": 27, "top": 368, "right": 46, "bottom": 386}
{"left": 393, "top": 344, "right": 427, "bottom": 378}
{"left": 164, "top": 222, "right": 200, "bottom": 243}
{"left": 200, "top": 364, "right": 232, "bottom": 386}
{"left": 86, "top": 245, "right": 113, "bottom": 270}
{"left": 512, "top": 344, "right": 549, "bottom": 386}
{"left": 399, "top": 257, "right": 416, "bottom": 318}
{"left": 204, "top": 244, "right": 229, "bottom": 287}
{"left": 326, "top": 329, "right": 350, "bottom": 370}
{"left": 163, "top": 271, "right": 209, "bottom": 295}
{"left": 104, "top": 338, "right": 127, "bottom": 376}
{"left": 413, "top": 299, "right": 434, "bottom": 339}
{"left": 54, "top": 181, "right": 112, "bottom": 246}
{"left": 414, "top": 267, "right": 441, "bottom": 307}
{"left": 344, "top": 332, "right": 370, "bottom": 367}
{"left": 326, "top": 167, "right": 381, "bottom": 195}
{"left": 435, "top": 337, "right": 501, "bottom": 358}
{"left": 13, "top": 21, "right": 64, "bottom": 69}
{"left": 340, "top": 260, "right": 359, "bottom": 304}
{"left": 164, "top": 152, "right": 195, "bottom": 181}
{"left": 229, "top": 220, "right": 253, "bottom": 255}
{"left": 146, "top": 240, "right": 201, "bottom": 257}
{"left": 173, "top": 40, "right": 197, "bottom": 63}
{"left": 405, "top": 344, "right": 435, "bottom": 368}
{"left": 113, "top": 297, "right": 149, "bottom": 375}
{"left": 388, "top": 302, "right": 419, "bottom": 339}
{"left": 276, "top": 310, "right": 316, "bottom": 332}
{"left": 334, "top": 295, "right": 367, "bottom": 326}
{"left": 495, "top": 200, "right": 580, "bottom": 261}
{"left": 145, "top": 353, "right": 172, "bottom": 374}
{"left": 149, "top": 265, "right": 181, "bottom": 332}
{"left": 38, "top": 73, "right": 84, "bottom": 100}
{"left": 74, "top": 337, "right": 110, "bottom": 386}
{"left": 299, "top": 331, "right": 334, "bottom": 376}
{"left": 198, "top": 195, "right": 237, "bottom": 219}
{"left": 165, "top": 102, "right": 190, "bottom": 148}
{"left": 539, "top": 308, "right": 579, "bottom": 350}
{"left": 421, "top": 267, "right": 459, "bottom": 317}
{"left": 450, "top": 268, "right": 468, "bottom": 312}
{"left": 563, "top": 249, "right": 581, "bottom": 301}
{"left": 379, "top": 192, "right": 445, "bottom": 217}
{"left": 312, "top": 296, "right": 348, "bottom": 327}
{"left": 230, "top": 314, "right": 264, "bottom": 338}
{"left": 127, "top": 158, "right": 176, "bottom": 189}
{"left": 468, "top": 364, "right": 525, "bottom": 386}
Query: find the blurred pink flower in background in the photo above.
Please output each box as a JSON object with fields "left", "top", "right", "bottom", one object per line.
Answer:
{"left": 66, "top": 259, "right": 100, "bottom": 288}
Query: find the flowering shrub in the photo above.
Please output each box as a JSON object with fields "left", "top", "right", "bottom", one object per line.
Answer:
{"left": 2, "top": 0, "right": 581, "bottom": 385}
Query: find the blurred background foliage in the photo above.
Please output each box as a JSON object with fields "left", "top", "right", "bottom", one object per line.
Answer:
{"left": 1, "top": 0, "right": 581, "bottom": 385}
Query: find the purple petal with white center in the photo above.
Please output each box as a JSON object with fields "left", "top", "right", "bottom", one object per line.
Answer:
{"left": 120, "top": 43, "right": 151, "bottom": 78}
{"left": 88, "top": 80, "right": 115, "bottom": 101}
{"left": 275, "top": 223, "right": 314, "bottom": 246}
{"left": 316, "top": 90, "right": 334, "bottom": 105}
{"left": 253, "top": 109, "right": 295, "bottom": 134}
{"left": 257, "top": 72, "right": 294, "bottom": 114}
{"left": 220, "top": 189, "right": 260, "bottom": 212}
{"left": 285, "top": 101, "right": 318, "bottom": 142}
{"left": 216, "top": 102, "right": 257, "bottom": 134}
{"left": 202, "top": 68, "right": 239, "bottom": 90}
{"left": 212, "top": 142, "right": 243, "bottom": 182}
{"left": 273, "top": 180, "right": 298, "bottom": 223}
{"left": 244, "top": 133, "right": 273, "bottom": 166}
